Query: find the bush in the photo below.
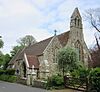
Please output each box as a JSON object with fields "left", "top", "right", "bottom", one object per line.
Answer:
{"left": 89, "top": 68, "right": 100, "bottom": 91}
{"left": 46, "top": 74, "right": 64, "bottom": 89}
{"left": 70, "top": 67, "right": 100, "bottom": 91}
{"left": 0, "top": 75, "right": 17, "bottom": 83}
{"left": 0, "top": 69, "right": 5, "bottom": 75}
{"left": 0, "top": 69, "right": 15, "bottom": 75}
{"left": 5, "top": 69, "right": 15, "bottom": 75}
{"left": 0, "top": 69, "right": 16, "bottom": 83}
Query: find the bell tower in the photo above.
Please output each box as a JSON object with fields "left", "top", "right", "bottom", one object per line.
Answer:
{"left": 67, "top": 8, "right": 85, "bottom": 62}
{"left": 70, "top": 7, "right": 82, "bottom": 29}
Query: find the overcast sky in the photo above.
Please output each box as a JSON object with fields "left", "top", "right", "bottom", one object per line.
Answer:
{"left": 0, "top": 0, "right": 100, "bottom": 54}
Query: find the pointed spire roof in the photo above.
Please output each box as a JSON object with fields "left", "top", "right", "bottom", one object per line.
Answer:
{"left": 71, "top": 7, "right": 81, "bottom": 19}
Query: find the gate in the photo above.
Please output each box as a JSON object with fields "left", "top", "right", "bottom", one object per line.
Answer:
{"left": 64, "top": 76, "right": 86, "bottom": 91}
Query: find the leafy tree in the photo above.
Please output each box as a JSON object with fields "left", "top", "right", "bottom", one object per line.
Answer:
{"left": 3, "top": 54, "right": 11, "bottom": 70}
{"left": 17, "top": 35, "right": 37, "bottom": 47}
{"left": 0, "top": 37, "right": 4, "bottom": 48}
{"left": 10, "top": 45, "right": 24, "bottom": 57}
{"left": 0, "top": 54, "right": 11, "bottom": 69}
{"left": 57, "top": 47, "right": 79, "bottom": 77}
{"left": 0, "top": 54, "right": 5, "bottom": 67}
{"left": 10, "top": 35, "right": 37, "bottom": 57}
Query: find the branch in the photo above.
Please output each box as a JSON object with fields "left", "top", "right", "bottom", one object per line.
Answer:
{"left": 94, "top": 35, "right": 100, "bottom": 50}
{"left": 90, "top": 13, "right": 100, "bottom": 33}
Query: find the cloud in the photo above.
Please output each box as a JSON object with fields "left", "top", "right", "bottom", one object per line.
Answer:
{"left": 0, "top": 0, "right": 100, "bottom": 54}
{"left": 1, "top": 27, "right": 52, "bottom": 54}
{"left": 0, "top": 0, "right": 36, "bottom": 17}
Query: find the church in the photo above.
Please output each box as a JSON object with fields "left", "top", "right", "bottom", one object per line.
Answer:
{"left": 8, "top": 8, "right": 91, "bottom": 85}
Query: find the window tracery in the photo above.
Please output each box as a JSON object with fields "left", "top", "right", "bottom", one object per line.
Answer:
{"left": 75, "top": 40, "right": 84, "bottom": 61}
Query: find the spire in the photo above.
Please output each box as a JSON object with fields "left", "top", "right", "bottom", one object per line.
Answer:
{"left": 71, "top": 7, "right": 81, "bottom": 19}
{"left": 70, "top": 7, "right": 82, "bottom": 29}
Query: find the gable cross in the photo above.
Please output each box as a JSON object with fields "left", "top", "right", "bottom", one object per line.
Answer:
{"left": 54, "top": 30, "right": 57, "bottom": 36}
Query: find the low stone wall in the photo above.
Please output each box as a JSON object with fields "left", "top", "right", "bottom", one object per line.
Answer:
{"left": 17, "top": 77, "right": 27, "bottom": 85}
{"left": 33, "top": 80, "right": 47, "bottom": 88}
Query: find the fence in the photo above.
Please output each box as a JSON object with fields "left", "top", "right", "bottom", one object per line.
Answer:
{"left": 64, "top": 76, "right": 86, "bottom": 91}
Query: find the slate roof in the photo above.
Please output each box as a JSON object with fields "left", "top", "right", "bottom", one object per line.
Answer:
{"left": 9, "top": 31, "right": 70, "bottom": 68}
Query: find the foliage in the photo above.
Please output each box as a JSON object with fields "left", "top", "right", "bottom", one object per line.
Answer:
{"left": 17, "top": 35, "right": 37, "bottom": 47}
{"left": 5, "top": 69, "right": 15, "bottom": 75}
{"left": 10, "top": 35, "right": 37, "bottom": 58}
{"left": 3, "top": 54, "right": 11, "bottom": 69}
{"left": 0, "top": 54, "right": 11, "bottom": 69}
{"left": 89, "top": 67, "right": 100, "bottom": 91}
{"left": 10, "top": 45, "right": 24, "bottom": 57}
{"left": 0, "top": 38, "right": 4, "bottom": 48}
{"left": 70, "top": 67, "right": 100, "bottom": 91}
{"left": 46, "top": 74, "right": 64, "bottom": 89}
{"left": 0, "top": 69, "right": 5, "bottom": 75}
{"left": 0, "top": 75, "right": 17, "bottom": 83}
{"left": 0, "top": 69, "right": 16, "bottom": 83}
{"left": 0, "top": 69, "right": 15, "bottom": 75}
{"left": 57, "top": 47, "right": 79, "bottom": 76}
{"left": 0, "top": 54, "right": 5, "bottom": 67}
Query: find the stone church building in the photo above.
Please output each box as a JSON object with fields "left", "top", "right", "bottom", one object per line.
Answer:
{"left": 8, "top": 8, "right": 91, "bottom": 85}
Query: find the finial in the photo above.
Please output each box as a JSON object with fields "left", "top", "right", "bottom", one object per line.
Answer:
{"left": 54, "top": 30, "right": 57, "bottom": 36}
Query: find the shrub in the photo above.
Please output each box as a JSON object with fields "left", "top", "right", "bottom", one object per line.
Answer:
{"left": 0, "top": 69, "right": 5, "bottom": 75}
{"left": 46, "top": 74, "right": 64, "bottom": 89}
{"left": 0, "top": 75, "right": 17, "bottom": 83}
{"left": 5, "top": 69, "right": 15, "bottom": 75}
{"left": 89, "top": 67, "right": 100, "bottom": 91}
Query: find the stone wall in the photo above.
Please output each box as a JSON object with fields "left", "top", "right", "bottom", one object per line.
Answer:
{"left": 39, "top": 36, "right": 62, "bottom": 79}
{"left": 67, "top": 27, "right": 90, "bottom": 67}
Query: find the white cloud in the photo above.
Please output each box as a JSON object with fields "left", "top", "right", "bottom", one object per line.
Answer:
{"left": 1, "top": 27, "right": 52, "bottom": 54}
{"left": 0, "top": 0, "right": 36, "bottom": 17}
{"left": 0, "top": 0, "right": 100, "bottom": 54}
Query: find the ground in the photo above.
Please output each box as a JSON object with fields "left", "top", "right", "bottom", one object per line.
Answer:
{"left": 0, "top": 81, "right": 48, "bottom": 92}
{"left": 0, "top": 81, "right": 82, "bottom": 92}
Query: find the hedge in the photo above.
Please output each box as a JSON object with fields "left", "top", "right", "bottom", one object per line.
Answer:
{"left": 0, "top": 69, "right": 15, "bottom": 75}
{"left": 0, "top": 75, "right": 17, "bottom": 83}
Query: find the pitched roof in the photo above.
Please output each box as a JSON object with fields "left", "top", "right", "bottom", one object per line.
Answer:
{"left": 26, "top": 55, "right": 39, "bottom": 69}
{"left": 9, "top": 31, "right": 70, "bottom": 65}
{"left": 8, "top": 48, "right": 26, "bottom": 65}
{"left": 58, "top": 31, "right": 69, "bottom": 47}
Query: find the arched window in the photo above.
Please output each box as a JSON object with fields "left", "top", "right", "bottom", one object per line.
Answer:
{"left": 52, "top": 46, "right": 59, "bottom": 63}
{"left": 75, "top": 40, "right": 84, "bottom": 61}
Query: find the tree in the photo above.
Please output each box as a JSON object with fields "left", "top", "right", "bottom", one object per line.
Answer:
{"left": 10, "top": 45, "right": 24, "bottom": 57}
{"left": 90, "top": 47, "right": 100, "bottom": 67}
{"left": 0, "top": 37, "right": 4, "bottom": 48}
{"left": 85, "top": 8, "right": 100, "bottom": 49}
{"left": 17, "top": 35, "right": 37, "bottom": 47}
{"left": 85, "top": 8, "right": 100, "bottom": 67}
{"left": 0, "top": 54, "right": 11, "bottom": 69}
{"left": 10, "top": 35, "right": 37, "bottom": 57}
{"left": 3, "top": 54, "right": 11, "bottom": 70}
{"left": 57, "top": 47, "right": 79, "bottom": 77}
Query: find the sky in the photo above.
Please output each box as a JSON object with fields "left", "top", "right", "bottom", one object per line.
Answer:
{"left": 0, "top": 0, "right": 100, "bottom": 54}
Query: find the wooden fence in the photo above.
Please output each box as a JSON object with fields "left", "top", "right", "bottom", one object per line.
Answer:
{"left": 64, "top": 76, "right": 86, "bottom": 91}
